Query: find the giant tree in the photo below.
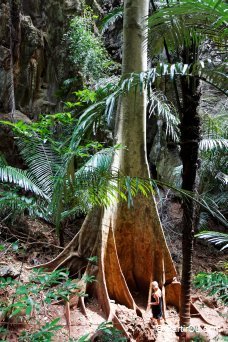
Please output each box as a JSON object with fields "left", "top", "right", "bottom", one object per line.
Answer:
{"left": 31, "top": 0, "right": 179, "bottom": 333}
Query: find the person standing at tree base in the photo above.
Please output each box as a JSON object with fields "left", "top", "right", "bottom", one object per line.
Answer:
{"left": 150, "top": 281, "right": 163, "bottom": 325}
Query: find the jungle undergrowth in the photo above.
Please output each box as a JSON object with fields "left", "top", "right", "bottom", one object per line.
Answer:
{"left": 0, "top": 241, "right": 125, "bottom": 342}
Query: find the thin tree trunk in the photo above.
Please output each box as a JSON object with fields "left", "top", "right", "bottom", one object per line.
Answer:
{"left": 180, "top": 71, "right": 200, "bottom": 326}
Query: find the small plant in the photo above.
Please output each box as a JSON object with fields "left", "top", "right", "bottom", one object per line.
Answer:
{"left": 94, "top": 321, "right": 127, "bottom": 341}
{"left": 0, "top": 267, "right": 85, "bottom": 340}
{"left": 193, "top": 271, "right": 228, "bottom": 304}
{"left": 75, "top": 321, "right": 127, "bottom": 342}
{"left": 18, "top": 318, "right": 62, "bottom": 342}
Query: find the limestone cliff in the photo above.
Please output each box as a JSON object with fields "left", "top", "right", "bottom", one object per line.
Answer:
{"left": 0, "top": 0, "right": 122, "bottom": 119}
{"left": 0, "top": 0, "right": 83, "bottom": 118}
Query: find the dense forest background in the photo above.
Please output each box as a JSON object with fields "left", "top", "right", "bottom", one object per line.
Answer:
{"left": 0, "top": 0, "right": 227, "bottom": 341}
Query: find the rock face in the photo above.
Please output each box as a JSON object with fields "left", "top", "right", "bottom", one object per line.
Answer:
{"left": 0, "top": 0, "right": 123, "bottom": 118}
{"left": 0, "top": 0, "right": 82, "bottom": 118}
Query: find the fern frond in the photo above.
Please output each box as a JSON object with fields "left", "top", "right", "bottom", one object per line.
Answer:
{"left": 201, "top": 112, "right": 228, "bottom": 139}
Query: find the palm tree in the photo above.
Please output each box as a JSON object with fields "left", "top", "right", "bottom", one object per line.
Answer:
{"left": 147, "top": 0, "right": 227, "bottom": 327}
{"left": 0, "top": 112, "right": 153, "bottom": 246}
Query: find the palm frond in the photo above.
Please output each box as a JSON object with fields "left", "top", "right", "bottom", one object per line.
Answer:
{"left": 100, "top": 6, "right": 123, "bottom": 34}
{"left": 195, "top": 230, "right": 228, "bottom": 250}
{"left": 50, "top": 145, "right": 154, "bottom": 231}
{"left": 69, "top": 101, "right": 104, "bottom": 150}
{"left": 0, "top": 166, "right": 49, "bottom": 199}
{"left": 49, "top": 146, "right": 116, "bottom": 231}
{"left": 148, "top": 0, "right": 227, "bottom": 54}
{"left": 71, "top": 146, "right": 121, "bottom": 208}
{"left": 68, "top": 62, "right": 226, "bottom": 150}
{"left": 144, "top": 62, "right": 228, "bottom": 95}
{"left": 148, "top": 91, "right": 180, "bottom": 141}
{"left": 200, "top": 138, "right": 228, "bottom": 151}
{"left": 75, "top": 146, "right": 117, "bottom": 178}
{"left": 17, "top": 138, "right": 62, "bottom": 197}
{"left": 155, "top": 179, "right": 228, "bottom": 227}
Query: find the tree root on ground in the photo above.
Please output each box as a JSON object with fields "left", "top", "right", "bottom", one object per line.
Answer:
{"left": 27, "top": 204, "right": 181, "bottom": 340}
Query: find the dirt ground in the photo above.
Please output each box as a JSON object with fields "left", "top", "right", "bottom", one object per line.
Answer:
{"left": 0, "top": 207, "right": 227, "bottom": 341}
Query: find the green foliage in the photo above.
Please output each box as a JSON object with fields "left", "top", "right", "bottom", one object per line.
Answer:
{"left": 0, "top": 268, "right": 81, "bottom": 320}
{"left": 0, "top": 109, "right": 155, "bottom": 236}
{"left": 148, "top": 0, "right": 227, "bottom": 55}
{"left": 18, "top": 318, "right": 62, "bottom": 342}
{"left": 0, "top": 160, "right": 49, "bottom": 200}
{"left": 65, "top": 8, "right": 115, "bottom": 81}
{"left": 137, "top": 61, "right": 227, "bottom": 95}
{"left": 200, "top": 113, "right": 228, "bottom": 151}
{"left": 94, "top": 321, "right": 127, "bottom": 341}
{"left": 75, "top": 321, "right": 127, "bottom": 342}
{"left": 193, "top": 271, "right": 228, "bottom": 304}
{"left": 148, "top": 91, "right": 179, "bottom": 142}
{"left": 0, "top": 112, "right": 73, "bottom": 143}
{"left": 198, "top": 113, "right": 228, "bottom": 224}
{"left": 0, "top": 267, "right": 87, "bottom": 341}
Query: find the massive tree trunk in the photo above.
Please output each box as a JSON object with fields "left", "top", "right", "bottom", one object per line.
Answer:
{"left": 34, "top": 0, "right": 179, "bottom": 335}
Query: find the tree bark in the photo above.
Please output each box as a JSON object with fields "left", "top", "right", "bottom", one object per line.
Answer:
{"left": 179, "top": 71, "right": 200, "bottom": 327}
{"left": 33, "top": 0, "right": 180, "bottom": 336}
